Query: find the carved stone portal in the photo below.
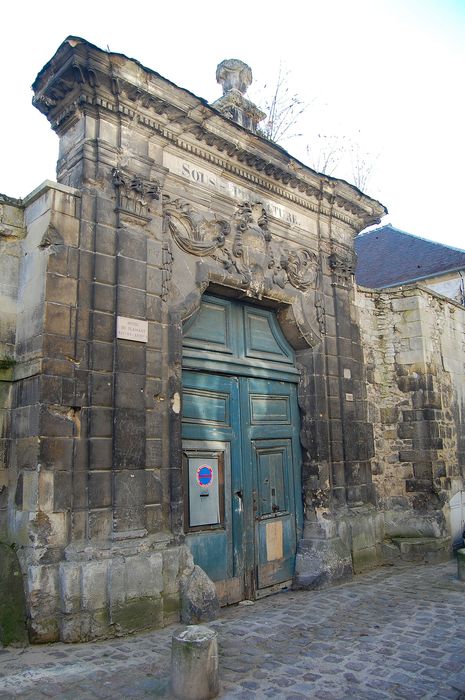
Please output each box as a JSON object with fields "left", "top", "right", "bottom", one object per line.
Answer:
{"left": 163, "top": 197, "right": 320, "bottom": 302}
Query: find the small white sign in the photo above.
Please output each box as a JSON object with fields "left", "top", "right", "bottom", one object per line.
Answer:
{"left": 116, "top": 316, "right": 148, "bottom": 343}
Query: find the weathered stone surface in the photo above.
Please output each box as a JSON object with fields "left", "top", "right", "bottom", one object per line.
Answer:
{"left": 293, "top": 537, "right": 353, "bottom": 589}
{"left": 0, "top": 543, "right": 28, "bottom": 646}
{"left": 171, "top": 625, "right": 219, "bottom": 700}
{"left": 180, "top": 566, "right": 219, "bottom": 624}
{"left": 2, "top": 34, "right": 463, "bottom": 645}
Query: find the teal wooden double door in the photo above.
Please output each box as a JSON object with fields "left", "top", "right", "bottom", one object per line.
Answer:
{"left": 182, "top": 295, "right": 303, "bottom": 603}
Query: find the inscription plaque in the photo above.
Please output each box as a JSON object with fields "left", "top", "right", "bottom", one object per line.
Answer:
{"left": 116, "top": 316, "right": 148, "bottom": 343}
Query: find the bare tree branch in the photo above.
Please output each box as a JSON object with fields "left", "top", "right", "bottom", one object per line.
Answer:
{"left": 253, "top": 69, "right": 379, "bottom": 193}
{"left": 252, "top": 63, "right": 310, "bottom": 144}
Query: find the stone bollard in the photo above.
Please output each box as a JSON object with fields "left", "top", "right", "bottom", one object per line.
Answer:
{"left": 457, "top": 548, "right": 465, "bottom": 581}
{"left": 171, "top": 625, "right": 219, "bottom": 700}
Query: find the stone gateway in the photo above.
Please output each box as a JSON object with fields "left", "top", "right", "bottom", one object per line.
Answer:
{"left": 0, "top": 37, "right": 463, "bottom": 643}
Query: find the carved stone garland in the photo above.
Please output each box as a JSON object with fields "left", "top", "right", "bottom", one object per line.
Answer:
{"left": 163, "top": 197, "right": 319, "bottom": 300}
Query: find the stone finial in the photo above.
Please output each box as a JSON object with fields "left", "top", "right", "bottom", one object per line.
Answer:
{"left": 216, "top": 59, "right": 252, "bottom": 96}
{"left": 212, "top": 59, "right": 265, "bottom": 133}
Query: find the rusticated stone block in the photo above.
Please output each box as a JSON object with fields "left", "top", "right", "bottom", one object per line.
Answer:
{"left": 90, "top": 372, "right": 113, "bottom": 406}
{"left": 114, "top": 408, "right": 145, "bottom": 468}
{"left": 88, "top": 508, "right": 112, "bottom": 540}
{"left": 88, "top": 407, "right": 113, "bottom": 438}
{"left": 40, "top": 375, "right": 62, "bottom": 404}
{"left": 117, "top": 229, "right": 146, "bottom": 261}
{"left": 88, "top": 471, "right": 112, "bottom": 508}
{"left": 147, "top": 267, "right": 162, "bottom": 295}
{"left": 59, "top": 561, "right": 81, "bottom": 614}
{"left": 147, "top": 296, "right": 162, "bottom": 323}
{"left": 45, "top": 274, "right": 77, "bottom": 306}
{"left": 93, "top": 284, "right": 115, "bottom": 313}
{"left": 146, "top": 503, "right": 165, "bottom": 533}
{"left": 71, "top": 471, "right": 87, "bottom": 509}
{"left": 81, "top": 560, "right": 109, "bottom": 611}
{"left": 145, "top": 471, "right": 163, "bottom": 504}
{"left": 113, "top": 506, "right": 145, "bottom": 532}
{"left": 89, "top": 438, "right": 113, "bottom": 469}
{"left": 95, "top": 225, "right": 116, "bottom": 256}
{"left": 115, "top": 373, "right": 146, "bottom": 409}
{"left": 111, "top": 596, "right": 163, "bottom": 634}
{"left": 78, "top": 279, "right": 92, "bottom": 307}
{"left": 40, "top": 437, "right": 74, "bottom": 470}
{"left": 94, "top": 254, "right": 116, "bottom": 285}
{"left": 53, "top": 471, "right": 72, "bottom": 511}
{"left": 146, "top": 439, "right": 162, "bottom": 468}
{"left": 44, "top": 303, "right": 71, "bottom": 335}
{"left": 114, "top": 469, "right": 145, "bottom": 511}
{"left": 147, "top": 321, "right": 163, "bottom": 348}
{"left": 42, "top": 334, "right": 75, "bottom": 359}
{"left": 117, "top": 286, "right": 146, "bottom": 319}
{"left": 40, "top": 405, "right": 76, "bottom": 438}
{"left": 146, "top": 239, "right": 163, "bottom": 266}
{"left": 117, "top": 257, "right": 146, "bottom": 290}
{"left": 27, "top": 563, "right": 60, "bottom": 643}
{"left": 116, "top": 341, "right": 146, "bottom": 374}
{"left": 91, "top": 341, "right": 113, "bottom": 372}
{"left": 16, "top": 437, "right": 40, "bottom": 469}
{"left": 91, "top": 312, "right": 115, "bottom": 342}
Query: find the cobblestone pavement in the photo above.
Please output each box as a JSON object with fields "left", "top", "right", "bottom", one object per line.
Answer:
{"left": 1, "top": 561, "right": 465, "bottom": 699}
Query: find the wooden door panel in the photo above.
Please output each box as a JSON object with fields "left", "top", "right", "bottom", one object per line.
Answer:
{"left": 251, "top": 438, "right": 296, "bottom": 589}
{"left": 255, "top": 443, "right": 289, "bottom": 516}
{"left": 257, "top": 516, "right": 295, "bottom": 588}
{"left": 182, "top": 295, "right": 303, "bottom": 601}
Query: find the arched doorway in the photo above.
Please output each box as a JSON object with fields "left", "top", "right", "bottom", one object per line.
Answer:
{"left": 181, "top": 294, "right": 303, "bottom": 604}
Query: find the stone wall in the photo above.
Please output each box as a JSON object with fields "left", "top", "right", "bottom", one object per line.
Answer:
{"left": 0, "top": 196, "right": 24, "bottom": 538}
{"left": 358, "top": 284, "right": 465, "bottom": 548}
{"left": 2, "top": 36, "right": 391, "bottom": 642}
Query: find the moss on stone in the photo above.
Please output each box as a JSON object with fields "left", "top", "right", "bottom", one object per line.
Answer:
{"left": 352, "top": 546, "right": 380, "bottom": 574}
{"left": 111, "top": 596, "right": 163, "bottom": 633}
{"left": 0, "top": 543, "right": 28, "bottom": 646}
{"left": 0, "top": 355, "right": 16, "bottom": 382}
{"left": 162, "top": 592, "right": 180, "bottom": 616}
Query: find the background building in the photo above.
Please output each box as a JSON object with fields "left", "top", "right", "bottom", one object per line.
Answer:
{"left": 0, "top": 37, "right": 463, "bottom": 644}
{"left": 355, "top": 223, "right": 465, "bottom": 304}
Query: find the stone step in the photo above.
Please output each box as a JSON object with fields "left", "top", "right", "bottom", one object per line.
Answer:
{"left": 390, "top": 536, "right": 451, "bottom": 563}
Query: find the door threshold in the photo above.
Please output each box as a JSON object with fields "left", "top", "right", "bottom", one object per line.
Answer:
{"left": 254, "top": 579, "right": 293, "bottom": 600}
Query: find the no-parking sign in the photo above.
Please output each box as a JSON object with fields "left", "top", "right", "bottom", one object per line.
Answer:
{"left": 196, "top": 464, "right": 213, "bottom": 488}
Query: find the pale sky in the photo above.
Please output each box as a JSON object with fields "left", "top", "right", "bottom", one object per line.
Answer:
{"left": 1, "top": 0, "right": 464, "bottom": 248}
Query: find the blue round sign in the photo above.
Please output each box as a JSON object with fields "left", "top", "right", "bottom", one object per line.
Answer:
{"left": 196, "top": 465, "right": 213, "bottom": 487}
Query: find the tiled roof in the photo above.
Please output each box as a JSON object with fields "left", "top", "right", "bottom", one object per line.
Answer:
{"left": 354, "top": 224, "right": 465, "bottom": 288}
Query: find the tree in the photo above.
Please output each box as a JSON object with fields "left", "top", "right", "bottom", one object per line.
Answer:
{"left": 251, "top": 63, "right": 310, "bottom": 144}
{"left": 253, "top": 70, "right": 378, "bottom": 193}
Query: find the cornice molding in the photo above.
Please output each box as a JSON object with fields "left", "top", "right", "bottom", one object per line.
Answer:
{"left": 33, "top": 38, "right": 387, "bottom": 232}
